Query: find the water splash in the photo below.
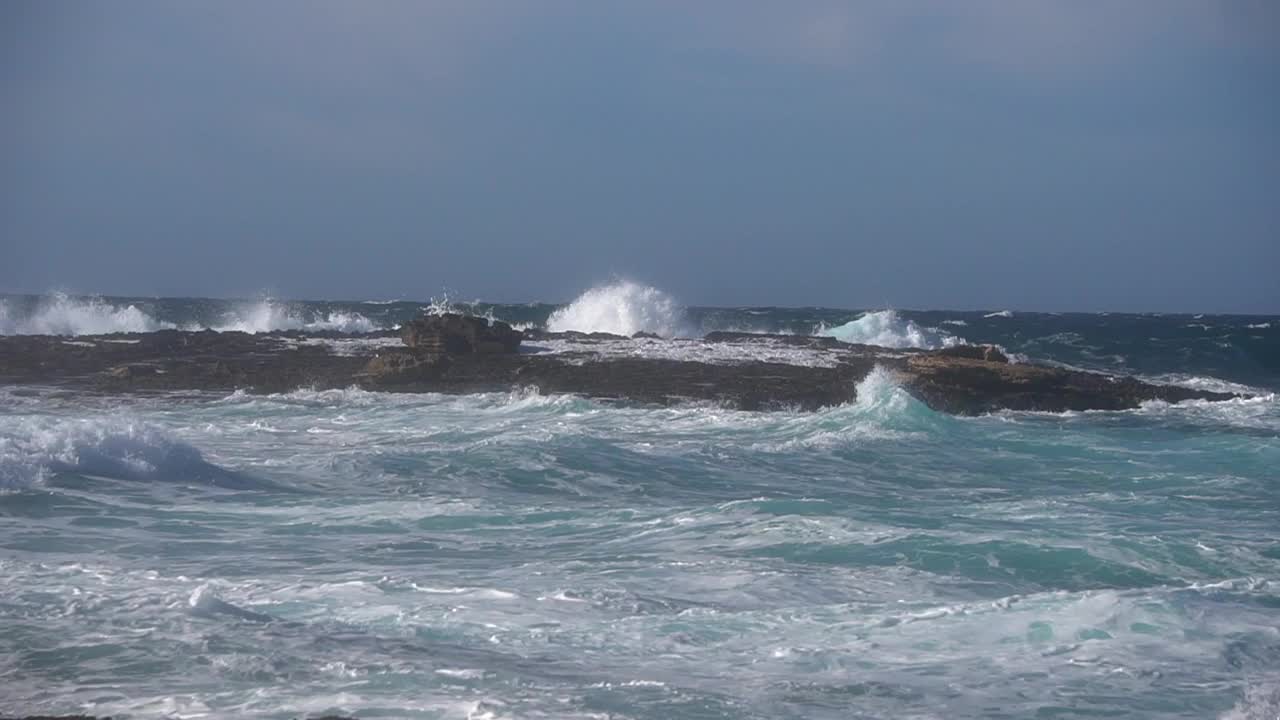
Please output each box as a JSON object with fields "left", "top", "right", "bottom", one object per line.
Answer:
{"left": 0, "top": 293, "right": 172, "bottom": 336}
{"left": 818, "top": 310, "right": 961, "bottom": 350}
{"left": 211, "top": 298, "right": 379, "bottom": 334}
{"left": 547, "top": 280, "right": 689, "bottom": 337}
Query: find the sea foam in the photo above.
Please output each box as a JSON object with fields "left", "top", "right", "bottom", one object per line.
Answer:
{"left": 547, "top": 281, "right": 689, "bottom": 337}
{"left": 818, "top": 310, "right": 961, "bottom": 350}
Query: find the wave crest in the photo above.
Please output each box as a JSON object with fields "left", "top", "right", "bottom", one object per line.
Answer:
{"left": 547, "top": 281, "right": 688, "bottom": 337}
{"left": 818, "top": 310, "right": 961, "bottom": 350}
{"left": 0, "top": 416, "right": 266, "bottom": 490}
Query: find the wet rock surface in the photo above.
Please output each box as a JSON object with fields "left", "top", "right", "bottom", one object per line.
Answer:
{"left": 0, "top": 324, "right": 1237, "bottom": 413}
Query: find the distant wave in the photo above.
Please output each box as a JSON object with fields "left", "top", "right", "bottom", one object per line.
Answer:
{"left": 984, "top": 310, "right": 1014, "bottom": 318}
{"left": 817, "top": 310, "right": 962, "bottom": 350}
{"left": 0, "top": 416, "right": 268, "bottom": 490}
{"left": 547, "top": 280, "right": 689, "bottom": 337}
{"left": 0, "top": 293, "right": 173, "bottom": 336}
{"left": 210, "top": 299, "right": 379, "bottom": 334}
{"left": 0, "top": 294, "right": 381, "bottom": 336}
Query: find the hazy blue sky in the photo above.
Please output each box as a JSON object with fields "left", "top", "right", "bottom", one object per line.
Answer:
{"left": 3, "top": 2, "right": 1277, "bottom": 312}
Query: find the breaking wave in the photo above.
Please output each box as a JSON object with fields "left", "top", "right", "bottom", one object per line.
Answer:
{"left": 818, "top": 310, "right": 962, "bottom": 350}
{"left": 0, "top": 295, "right": 381, "bottom": 335}
{"left": 0, "top": 293, "right": 172, "bottom": 336}
{"left": 0, "top": 416, "right": 268, "bottom": 490}
{"left": 210, "top": 299, "right": 379, "bottom": 334}
{"left": 547, "top": 280, "right": 689, "bottom": 337}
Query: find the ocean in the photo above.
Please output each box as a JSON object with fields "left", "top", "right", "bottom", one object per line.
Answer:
{"left": 1, "top": 285, "right": 1277, "bottom": 719}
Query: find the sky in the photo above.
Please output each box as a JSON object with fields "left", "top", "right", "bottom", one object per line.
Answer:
{"left": 2, "top": 1, "right": 1278, "bottom": 313}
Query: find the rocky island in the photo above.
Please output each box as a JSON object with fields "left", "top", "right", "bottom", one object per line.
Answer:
{"left": 0, "top": 313, "right": 1237, "bottom": 413}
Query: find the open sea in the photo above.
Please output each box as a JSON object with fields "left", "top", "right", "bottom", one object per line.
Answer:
{"left": 1, "top": 286, "right": 1278, "bottom": 719}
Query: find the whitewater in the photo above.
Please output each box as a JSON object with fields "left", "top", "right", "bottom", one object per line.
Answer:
{"left": 1, "top": 285, "right": 1278, "bottom": 719}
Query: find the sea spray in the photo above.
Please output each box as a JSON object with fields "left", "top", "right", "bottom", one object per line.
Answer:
{"left": 210, "top": 298, "right": 380, "bottom": 333}
{"left": 0, "top": 293, "right": 172, "bottom": 336}
{"left": 547, "top": 280, "right": 689, "bottom": 337}
{"left": 818, "top": 310, "right": 961, "bottom": 349}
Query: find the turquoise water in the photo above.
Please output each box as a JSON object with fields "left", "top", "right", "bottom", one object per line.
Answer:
{"left": 0, "top": 294, "right": 1278, "bottom": 718}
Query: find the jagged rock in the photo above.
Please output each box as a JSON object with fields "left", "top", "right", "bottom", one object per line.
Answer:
{"left": 401, "top": 314, "right": 521, "bottom": 356}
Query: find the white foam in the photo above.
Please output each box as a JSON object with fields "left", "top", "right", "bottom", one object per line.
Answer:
{"left": 0, "top": 293, "right": 172, "bottom": 336}
{"left": 0, "top": 416, "right": 182, "bottom": 489}
{"left": 817, "top": 310, "right": 962, "bottom": 350}
{"left": 984, "top": 310, "right": 1014, "bottom": 318}
{"left": 547, "top": 280, "right": 688, "bottom": 337}
{"left": 1140, "top": 374, "right": 1267, "bottom": 396}
{"left": 210, "top": 299, "right": 379, "bottom": 334}
{"left": 523, "top": 335, "right": 854, "bottom": 368}
{"left": 1246, "top": 322, "right": 1271, "bottom": 329}
{"left": 0, "top": 414, "right": 254, "bottom": 490}
{"left": 1221, "top": 678, "right": 1280, "bottom": 720}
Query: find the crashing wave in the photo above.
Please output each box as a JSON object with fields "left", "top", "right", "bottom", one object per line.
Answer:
{"left": 984, "top": 310, "right": 1014, "bottom": 318}
{"left": 210, "top": 299, "right": 379, "bottom": 334}
{"left": 547, "top": 280, "right": 689, "bottom": 337}
{"left": 817, "top": 310, "right": 962, "bottom": 350}
{"left": 0, "top": 293, "right": 173, "bottom": 336}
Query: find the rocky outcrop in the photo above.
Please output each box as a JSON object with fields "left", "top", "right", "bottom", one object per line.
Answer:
{"left": 401, "top": 314, "right": 521, "bottom": 356}
{"left": 0, "top": 327, "right": 1242, "bottom": 414}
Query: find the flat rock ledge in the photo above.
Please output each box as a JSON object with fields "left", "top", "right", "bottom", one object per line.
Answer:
{"left": 0, "top": 315, "right": 1237, "bottom": 414}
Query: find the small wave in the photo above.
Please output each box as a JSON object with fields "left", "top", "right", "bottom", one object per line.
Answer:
{"left": 817, "top": 310, "right": 961, "bottom": 350}
{"left": 749, "top": 366, "right": 944, "bottom": 450}
{"left": 1247, "top": 322, "right": 1272, "bottom": 330}
{"left": 1221, "top": 678, "right": 1280, "bottom": 720}
{"left": 210, "top": 299, "right": 379, "bottom": 334}
{"left": 984, "top": 310, "right": 1014, "bottom": 318}
{"left": 941, "top": 319, "right": 968, "bottom": 326}
{"left": 1140, "top": 374, "right": 1267, "bottom": 396}
{"left": 0, "top": 416, "right": 267, "bottom": 490}
{"left": 547, "top": 280, "right": 688, "bottom": 337}
{"left": 0, "top": 293, "right": 173, "bottom": 336}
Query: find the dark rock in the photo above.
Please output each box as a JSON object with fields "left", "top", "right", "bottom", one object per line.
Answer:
{"left": 361, "top": 350, "right": 449, "bottom": 385}
{"left": 632, "top": 331, "right": 662, "bottom": 339}
{"left": 105, "top": 363, "right": 158, "bottom": 379}
{"left": 933, "top": 344, "right": 1009, "bottom": 363}
{"left": 0, "top": 329, "right": 1242, "bottom": 414}
{"left": 401, "top": 313, "right": 521, "bottom": 356}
